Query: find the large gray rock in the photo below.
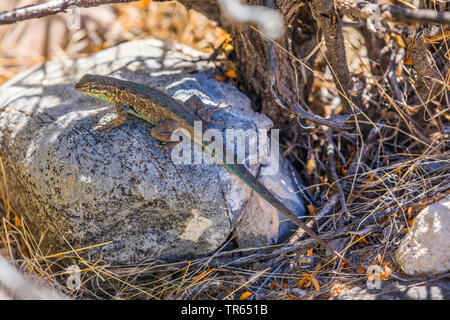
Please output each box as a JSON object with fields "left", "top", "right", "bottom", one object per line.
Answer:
{"left": 0, "top": 39, "right": 305, "bottom": 265}
{"left": 395, "top": 195, "right": 450, "bottom": 275}
{"left": 333, "top": 278, "right": 450, "bottom": 300}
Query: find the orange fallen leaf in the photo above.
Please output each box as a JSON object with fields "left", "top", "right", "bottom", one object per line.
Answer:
{"left": 224, "top": 69, "right": 237, "bottom": 79}
{"left": 239, "top": 291, "right": 253, "bottom": 300}
{"left": 404, "top": 49, "right": 413, "bottom": 66}
{"left": 314, "top": 263, "right": 322, "bottom": 272}
{"left": 391, "top": 33, "right": 406, "bottom": 48}
{"left": 330, "top": 284, "right": 345, "bottom": 298}
{"left": 310, "top": 276, "right": 321, "bottom": 292}
{"left": 298, "top": 276, "right": 308, "bottom": 288}
{"left": 307, "top": 156, "right": 315, "bottom": 175}
{"left": 393, "top": 166, "right": 404, "bottom": 175}
{"left": 223, "top": 40, "right": 234, "bottom": 51}
{"left": 298, "top": 271, "right": 321, "bottom": 292}
{"left": 355, "top": 235, "right": 369, "bottom": 245}
{"left": 358, "top": 263, "right": 365, "bottom": 274}
{"left": 377, "top": 253, "right": 383, "bottom": 265}
{"left": 215, "top": 75, "right": 227, "bottom": 82}
{"left": 289, "top": 111, "right": 296, "bottom": 120}
{"left": 192, "top": 267, "right": 211, "bottom": 282}
{"left": 269, "top": 282, "right": 278, "bottom": 290}
{"left": 408, "top": 207, "right": 412, "bottom": 219}
{"left": 444, "top": 112, "right": 450, "bottom": 121}
{"left": 381, "top": 265, "right": 392, "bottom": 280}
{"left": 136, "top": 0, "right": 152, "bottom": 9}
{"left": 307, "top": 204, "right": 316, "bottom": 216}
{"left": 14, "top": 215, "right": 21, "bottom": 228}
{"left": 338, "top": 260, "right": 347, "bottom": 272}
{"left": 217, "top": 30, "right": 232, "bottom": 46}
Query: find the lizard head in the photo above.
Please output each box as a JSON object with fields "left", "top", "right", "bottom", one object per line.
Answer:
{"left": 74, "top": 74, "right": 112, "bottom": 101}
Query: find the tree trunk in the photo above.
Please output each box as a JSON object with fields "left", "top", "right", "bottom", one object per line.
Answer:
{"left": 178, "top": 0, "right": 319, "bottom": 133}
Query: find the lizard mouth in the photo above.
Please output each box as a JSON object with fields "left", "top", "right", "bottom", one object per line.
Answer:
{"left": 74, "top": 74, "right": 97, "bottom": 93}
{"left": 73, "top": 82, "right": 83, "bottom": 92}
{"left": 73, "top": 79, "right": 88, "bottom": 93}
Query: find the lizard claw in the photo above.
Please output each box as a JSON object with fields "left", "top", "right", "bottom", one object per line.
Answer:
{"left": 205, "top": 102, "right": 232, "bottom": 124}
{"left": 152, "top": 141, "right": 179, "bottom": 171}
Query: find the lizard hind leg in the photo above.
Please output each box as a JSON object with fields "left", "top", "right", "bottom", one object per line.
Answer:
{"left": 184, "top": 95, "right": 231, "bottom": 124}
{"left": 150, "top": 119, "right": 182, "bottom": 169}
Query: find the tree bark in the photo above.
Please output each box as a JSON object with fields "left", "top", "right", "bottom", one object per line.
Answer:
{"left": 178, "top": 0, "right": 320, "bottom": 132}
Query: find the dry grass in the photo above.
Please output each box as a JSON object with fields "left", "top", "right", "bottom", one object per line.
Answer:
{"left": 0, "top": 1, "right": 449, "bottom": 299}
{"left": 0, "top": 0, "right": 228, "bottom": 85}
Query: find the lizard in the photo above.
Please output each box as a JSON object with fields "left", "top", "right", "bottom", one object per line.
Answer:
{"left": 74, "top": 73, "right": 354, "bottom": 267}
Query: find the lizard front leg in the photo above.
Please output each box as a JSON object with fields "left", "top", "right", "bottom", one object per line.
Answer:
{"left": 94, "top": 102, "right": 128, "bottom": 131}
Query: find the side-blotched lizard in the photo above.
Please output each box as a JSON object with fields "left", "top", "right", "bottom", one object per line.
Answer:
{"left": 74, "top": 74, "right": 353, "bottom": 266}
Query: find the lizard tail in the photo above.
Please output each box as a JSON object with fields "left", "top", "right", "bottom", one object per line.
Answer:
{"left": 224, "top": 163, "right": 355, "bottom": 267}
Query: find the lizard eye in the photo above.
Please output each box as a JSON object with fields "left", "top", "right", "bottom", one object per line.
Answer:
{"left": 90, "top": 81, "right": 106, "bottom": 91}
{"left": 74, "top": 74, "right": 101, "bottom": 92}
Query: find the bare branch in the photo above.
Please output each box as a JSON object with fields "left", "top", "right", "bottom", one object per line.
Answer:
{"left": 406, "top": 26, "right": 448, "bottom": 104}
{"left": 310, "top": 0, "right": 362, "bottom": 113}
{"left": 336, "top": 0, "right": 450, "bottom": 26}
{"left": 326, "top": 131, "right": 350, "bottom": 219}
{"left": 386, "top": 5, "right": 450, "bottom": 25}
{"left": 0, "top": 0, "right": 139, "bottom": 25}
{"left": 267, "top": 38, "right": 352, "bottom": 130}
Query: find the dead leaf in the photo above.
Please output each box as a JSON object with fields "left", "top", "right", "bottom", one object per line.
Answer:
{"left": 307, "top": 156, "right": 315, "bottom": 175}
{"left": 307, "top": 204, "right": 316, "bottom": 216}
{"left": 215, "top": 75, "right": 226, "bottom": 82}
{"left": 239, "top": 291, "right": 253, "bottom": 300}
{"left": 192, "top": 267, "right": 211, "bottom": 282}
{"left": 14, "top": 215, "right": 21, "bottom": 228}
{"left": 407, "top": 207, "right": 413, "bottom": 220}
{"left": 330, "top": 284, "right": 346, "bottom": 298}
{"left": 391, "top": 33, "right": 406, "bottom": 48}
{"left": 224, "top": 69, "right": 237, "bottom": 79}
{"left": 404, "top": 48, "right": 413, "bottom": 66}
{"left": 269, "top": 282, "right": 278, "bottom": 290}
{"left": 377, "top": 253, "right": 383, "bottom": 265}
{"left": 358, "top": 263, "right": 365, "bottom": 274}
{"left": 310, "top": 276, "right": 321, "bottom": 292}
{"left": 381, "top": 265, "right": 392, "bottom": 280}
{"left": 313, "top": 263, "right": 322, "bottom": 272}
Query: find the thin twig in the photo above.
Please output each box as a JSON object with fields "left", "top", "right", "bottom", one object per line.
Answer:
{"left": 0, "top": 0, "right": 139, "bottom": 25}
{"left": 335, "top": 0, "right": 450, "bottom": 26}
{"left": 327, "top": 139, "right": 350, "bottom": 219}
{"left": 310, "top": 0, "right": 362, "bottom": 113}
{"left": 267, "top": 39, "right": 353, "bottom": 130}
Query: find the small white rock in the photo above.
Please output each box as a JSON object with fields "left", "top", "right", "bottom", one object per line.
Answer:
{"left": 395, "top": 195, "right": 450, "bottom": 275}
